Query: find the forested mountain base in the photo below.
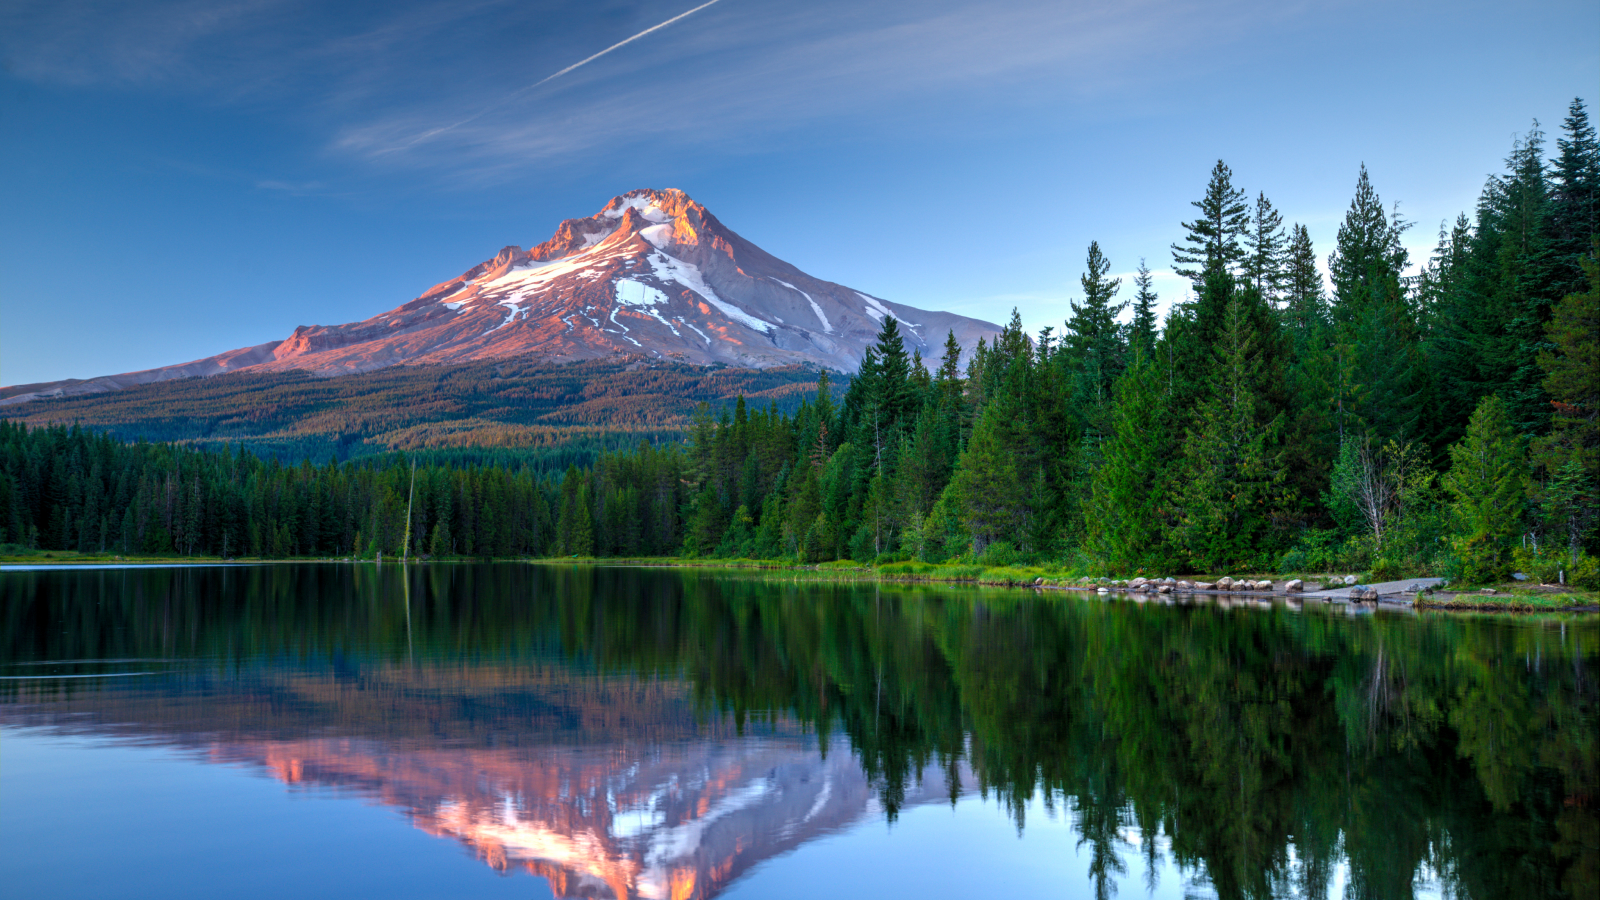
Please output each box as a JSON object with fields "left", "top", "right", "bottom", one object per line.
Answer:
{"left": 2, "top": 99, "right": 1596, "bottom": 584}
{"left": 0, "top": 358, "right": 826, "bottom": 467}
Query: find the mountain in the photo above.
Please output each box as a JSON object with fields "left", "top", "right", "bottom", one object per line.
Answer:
{"left": 1, "top": 189, "right": 999, "bottom": 406}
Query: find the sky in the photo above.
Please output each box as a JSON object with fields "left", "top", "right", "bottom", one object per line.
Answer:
{"left": 2, "top": 0, "right": 1596, "bottom": 386}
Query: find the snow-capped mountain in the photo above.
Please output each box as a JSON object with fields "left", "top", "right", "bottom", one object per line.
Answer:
{"left": 1, "top": 190, "right": 1000, "bottom": 405}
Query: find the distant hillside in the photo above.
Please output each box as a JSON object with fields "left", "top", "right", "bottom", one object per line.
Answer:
{"left": 0, "top": 358, "right": 829, "bottom": 466}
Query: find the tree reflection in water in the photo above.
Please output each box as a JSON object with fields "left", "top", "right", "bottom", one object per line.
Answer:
{"left": 0, "top": 564, "right": 1594, "bottom": 900}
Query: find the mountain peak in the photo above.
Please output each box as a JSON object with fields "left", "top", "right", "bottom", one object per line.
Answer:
{"left": 2, "top": 191, "right": 1000, "bottom": 405}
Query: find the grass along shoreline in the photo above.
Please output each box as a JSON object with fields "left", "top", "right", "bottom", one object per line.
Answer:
{"left": 3, "top": 549, "right": 1595, "bottom": 611}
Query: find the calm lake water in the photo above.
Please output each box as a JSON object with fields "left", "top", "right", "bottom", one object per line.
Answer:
{"left": 0, "top": 564, "right": 1594, "bottom": 900}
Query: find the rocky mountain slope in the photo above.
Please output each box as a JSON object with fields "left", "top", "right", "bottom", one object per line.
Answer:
{"left": 3, "top": 189, "right": 998, "bottom": 406}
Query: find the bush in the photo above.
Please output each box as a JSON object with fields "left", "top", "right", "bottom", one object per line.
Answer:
{"left": 980, "top": 541, "right": 1017, "bottom": 568}
{"left": 1514, "top": 547, "right": 1600, "bottom": 588}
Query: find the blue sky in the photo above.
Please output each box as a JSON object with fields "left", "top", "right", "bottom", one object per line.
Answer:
{"left": 2, "top": 0, "right": 1595, "bottom": 386}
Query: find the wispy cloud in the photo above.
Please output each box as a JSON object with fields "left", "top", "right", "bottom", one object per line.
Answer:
{"left": 3, "top": 0, "right": 1324, "bottom": 182}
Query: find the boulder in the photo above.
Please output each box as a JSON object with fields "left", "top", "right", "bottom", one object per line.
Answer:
{"left": 1285, "top": 579, "right": 1303, "bottom": 592}
{"left": 1343, "top": 574, "right": 1358, "bottom": 585}
{"left": 1217, "top": 576, "right": 1234, "bottom": 589}
{"left": 1096, "top": 587, "right": 1110, "bottom": 594}
{"left": 1157, "top": 584, "right": 1172, "bottom": 594}
{"left": 1177, "top": 580, "right": 1193, "bottom": 590}
{"left": 1257, "top": 580, "right": 1273, "bottom": 591}
{"left": 1129, "top": 577, "right": 1148, "bottom": 588}
{"left": 1194, "top": 581, "right": 1216, "bottom": 590}
{"left": 1350, "top": 588, "right": 1379, "bottom": 601}
{"left": 1162, "top": 577, "right": 1177, "bottom": 585}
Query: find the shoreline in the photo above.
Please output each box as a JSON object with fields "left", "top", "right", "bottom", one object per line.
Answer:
{"left": 3, "top": 554, "right": 1595, "bottom": 613}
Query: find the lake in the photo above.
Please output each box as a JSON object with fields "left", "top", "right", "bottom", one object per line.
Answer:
{"left": 0, "top": 563, "right": 1594, "bottom": 899}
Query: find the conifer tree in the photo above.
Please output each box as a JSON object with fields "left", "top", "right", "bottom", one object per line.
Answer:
{"left": 1064, "top": 241, "right": 1128, "bottom": 413}
{"left": 1532, "top": 242, "right": 1600, "bottom": 557}
{"left": 1443, "top": 395, "right": 1528, "bottom": 582}
{"left": 1242, "top": 192, "right": 1287, "bottom": 303}
{"left": 1172, "top": 299, "right": 1284, "bottom": 571}
{"left": 1282, "top": 224, "right": 1326, "bottom": 336}
{"left": 1171, "top": 160, "right": 1250, "bottom": 284}
{"left": 1128, "top": 259, "right": 1159, "bottom": 359}
{"left": 1326, "top": 165, "right": 1425, "bottom": 443}
{"left": 1550, "top": 98, "right": 1600, "bottom": 300}
{"left": 1086, "top": 352, "right": 1170, "bottom": 571}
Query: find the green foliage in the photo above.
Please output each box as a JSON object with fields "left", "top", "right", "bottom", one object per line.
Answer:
{"left": 1086, "top": 353, "right": 1170, "bottom": 572}
{"left": 4, "top": 105, "right": 1588, "bottom": 576}
{"left": 1171, "top": 159, "right": 1250, "bottom": 283}
{"left": 1444, "top": 396, "right": 1529, "bottom": 582}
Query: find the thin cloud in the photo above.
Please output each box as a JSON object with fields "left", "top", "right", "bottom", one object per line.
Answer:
{"left": 391, "top": 0, "right": 728, "bottom": 153}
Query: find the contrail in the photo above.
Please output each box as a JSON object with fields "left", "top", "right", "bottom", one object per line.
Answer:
{"left": 399, "top": 0, "right": 726, "bottom": 150}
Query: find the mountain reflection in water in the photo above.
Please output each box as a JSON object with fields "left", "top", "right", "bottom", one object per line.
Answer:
{"left": 0, "top": 563, "right": 1595, "bottom": 900}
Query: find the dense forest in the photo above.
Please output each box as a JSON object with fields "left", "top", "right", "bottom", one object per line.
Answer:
{"left": 0, "top": 358, "right": 825, "bottom": 465}
{"left": 2, "top": 99, "right": 1596, "bottom": 583}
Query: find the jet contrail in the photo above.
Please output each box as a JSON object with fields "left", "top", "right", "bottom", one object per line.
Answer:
{"left": 399, "top": 0, "right": 726, "bottom": 150}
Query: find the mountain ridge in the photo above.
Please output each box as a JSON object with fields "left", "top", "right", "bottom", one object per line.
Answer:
{"left": 3, "top": 189, "right": 998, "bottom": 406}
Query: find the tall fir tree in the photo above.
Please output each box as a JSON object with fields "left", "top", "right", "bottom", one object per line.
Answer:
{"left": 1171, "top": 160, "right": 1250, "bottom": 284}
{"left": 1172, "top": 298, "right": 1285, "bottom": 571}
{"left": 1327, "top": 164, "right": 1426, "bottom": 443}
{"left": 1443, "top": 395, "right": 1528, "bottom": 582}
{"left": 1064, "top": 240, "right": 1128, "bottom": 417}
{"left": 1242, "top": 192, "right": 1288, "bottom": 304}
{"left": 1128, "top": 259, "right": 1159, "bottom": 359}
{"left": 1282, "top": 223, "right": 1327, "bottom": 336}
{"left": 1550, "top": 98, "right": 1600, "bottom": 300}
{"left": 1532, "top": 241, "right": 1600, "bottom": 557}
{"left": 1086, "top": 352, "right": 1171, "bottom": 571}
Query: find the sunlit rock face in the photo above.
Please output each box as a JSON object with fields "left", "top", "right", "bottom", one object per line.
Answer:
{"left": 0, "top": 189, "right": 1000, "bottom": 404}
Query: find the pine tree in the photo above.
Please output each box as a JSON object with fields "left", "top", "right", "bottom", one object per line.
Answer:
{"left": 1128, "top": 259, "right": 1159, "bottom": 359}
{"left": 1282, "top": 224, "right": 1326, "bottom": 336}
{"left": 1550, "top": 98, "right": 1600, "bottom": 300}
{"left": 1064, "top": 241, "right": 1128, "bottom": 413}
{"left": 1326, "top": 165, "right": 1425, "bottom": 443}
{"left": 1443, "top": 395, "right": 1528, "bottom": 582}
{"left": 1532, "top": 242, "right": 1600, "bottom": 557}
{"left": 1242, "top": 192, "right": 1287, "bottom": 304}
{"left": 1172, "top": 299, "right": 1285, "bottom": 571}
{"left": 1086, "top": 352, "right": 1171, "bottom": 571}
{"left": 1171, "top": 160, "right": 1250, "bottom": 284}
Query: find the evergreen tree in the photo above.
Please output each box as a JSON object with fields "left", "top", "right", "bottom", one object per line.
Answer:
{"left": 1327, "top": 165, "right": 1425, "bottom": 443}
{"left": 1443, "top": 395, "right": 1528, "bottom": 582}
{"left": 1550, "top": 98, "right": 1600, "bottom": 300}
{"left": 1282, "top": 224, "right": 1326, "bottom": 336}
{"left": 1242, "top": 192, "right": 1287, "bottom": 304}
{"left": 1172, "top": 299, "right": 1285, "bottom": 571}
{"left": 1064, "top": 241, "right": 1128, "bottom": 414}
{"left": 1532, "top": 242, "right": 1600, "bottom": 557}
{"left": 1086, "top": 352, "right": 1171, "bottom": 571}
{"left": 1171, "top": 160, "right": 1250, "bottom": 283}
{"left": 1128, "top": 259, "right": 1159, "bottom": 359}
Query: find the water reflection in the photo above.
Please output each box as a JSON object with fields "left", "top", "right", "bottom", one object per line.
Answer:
{"left": 0, "top": 564, "right": 1594, "bottom": 900}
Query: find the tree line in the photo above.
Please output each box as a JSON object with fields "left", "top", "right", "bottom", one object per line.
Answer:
{"left": 1, "top": 98, "right": 1596, "bottom": 582}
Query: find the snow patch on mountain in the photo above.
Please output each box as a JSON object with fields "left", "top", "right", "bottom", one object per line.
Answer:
{"left": 639, "top": 223, "right": 674, "bottom": 250}
{"left": 604, "top": 195, "right": 670, "bottom": 223}
{"left": 856, "top": 291, "right": 892, "bottom": 322}
{"left": 614, "top": 279, "right": 668, "bottom": 307}
{"left": 648, "top": 251, "right": 772, "bottom": 335}
{"left": 772, "top": 278, "right": 831, "bottom": 333}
